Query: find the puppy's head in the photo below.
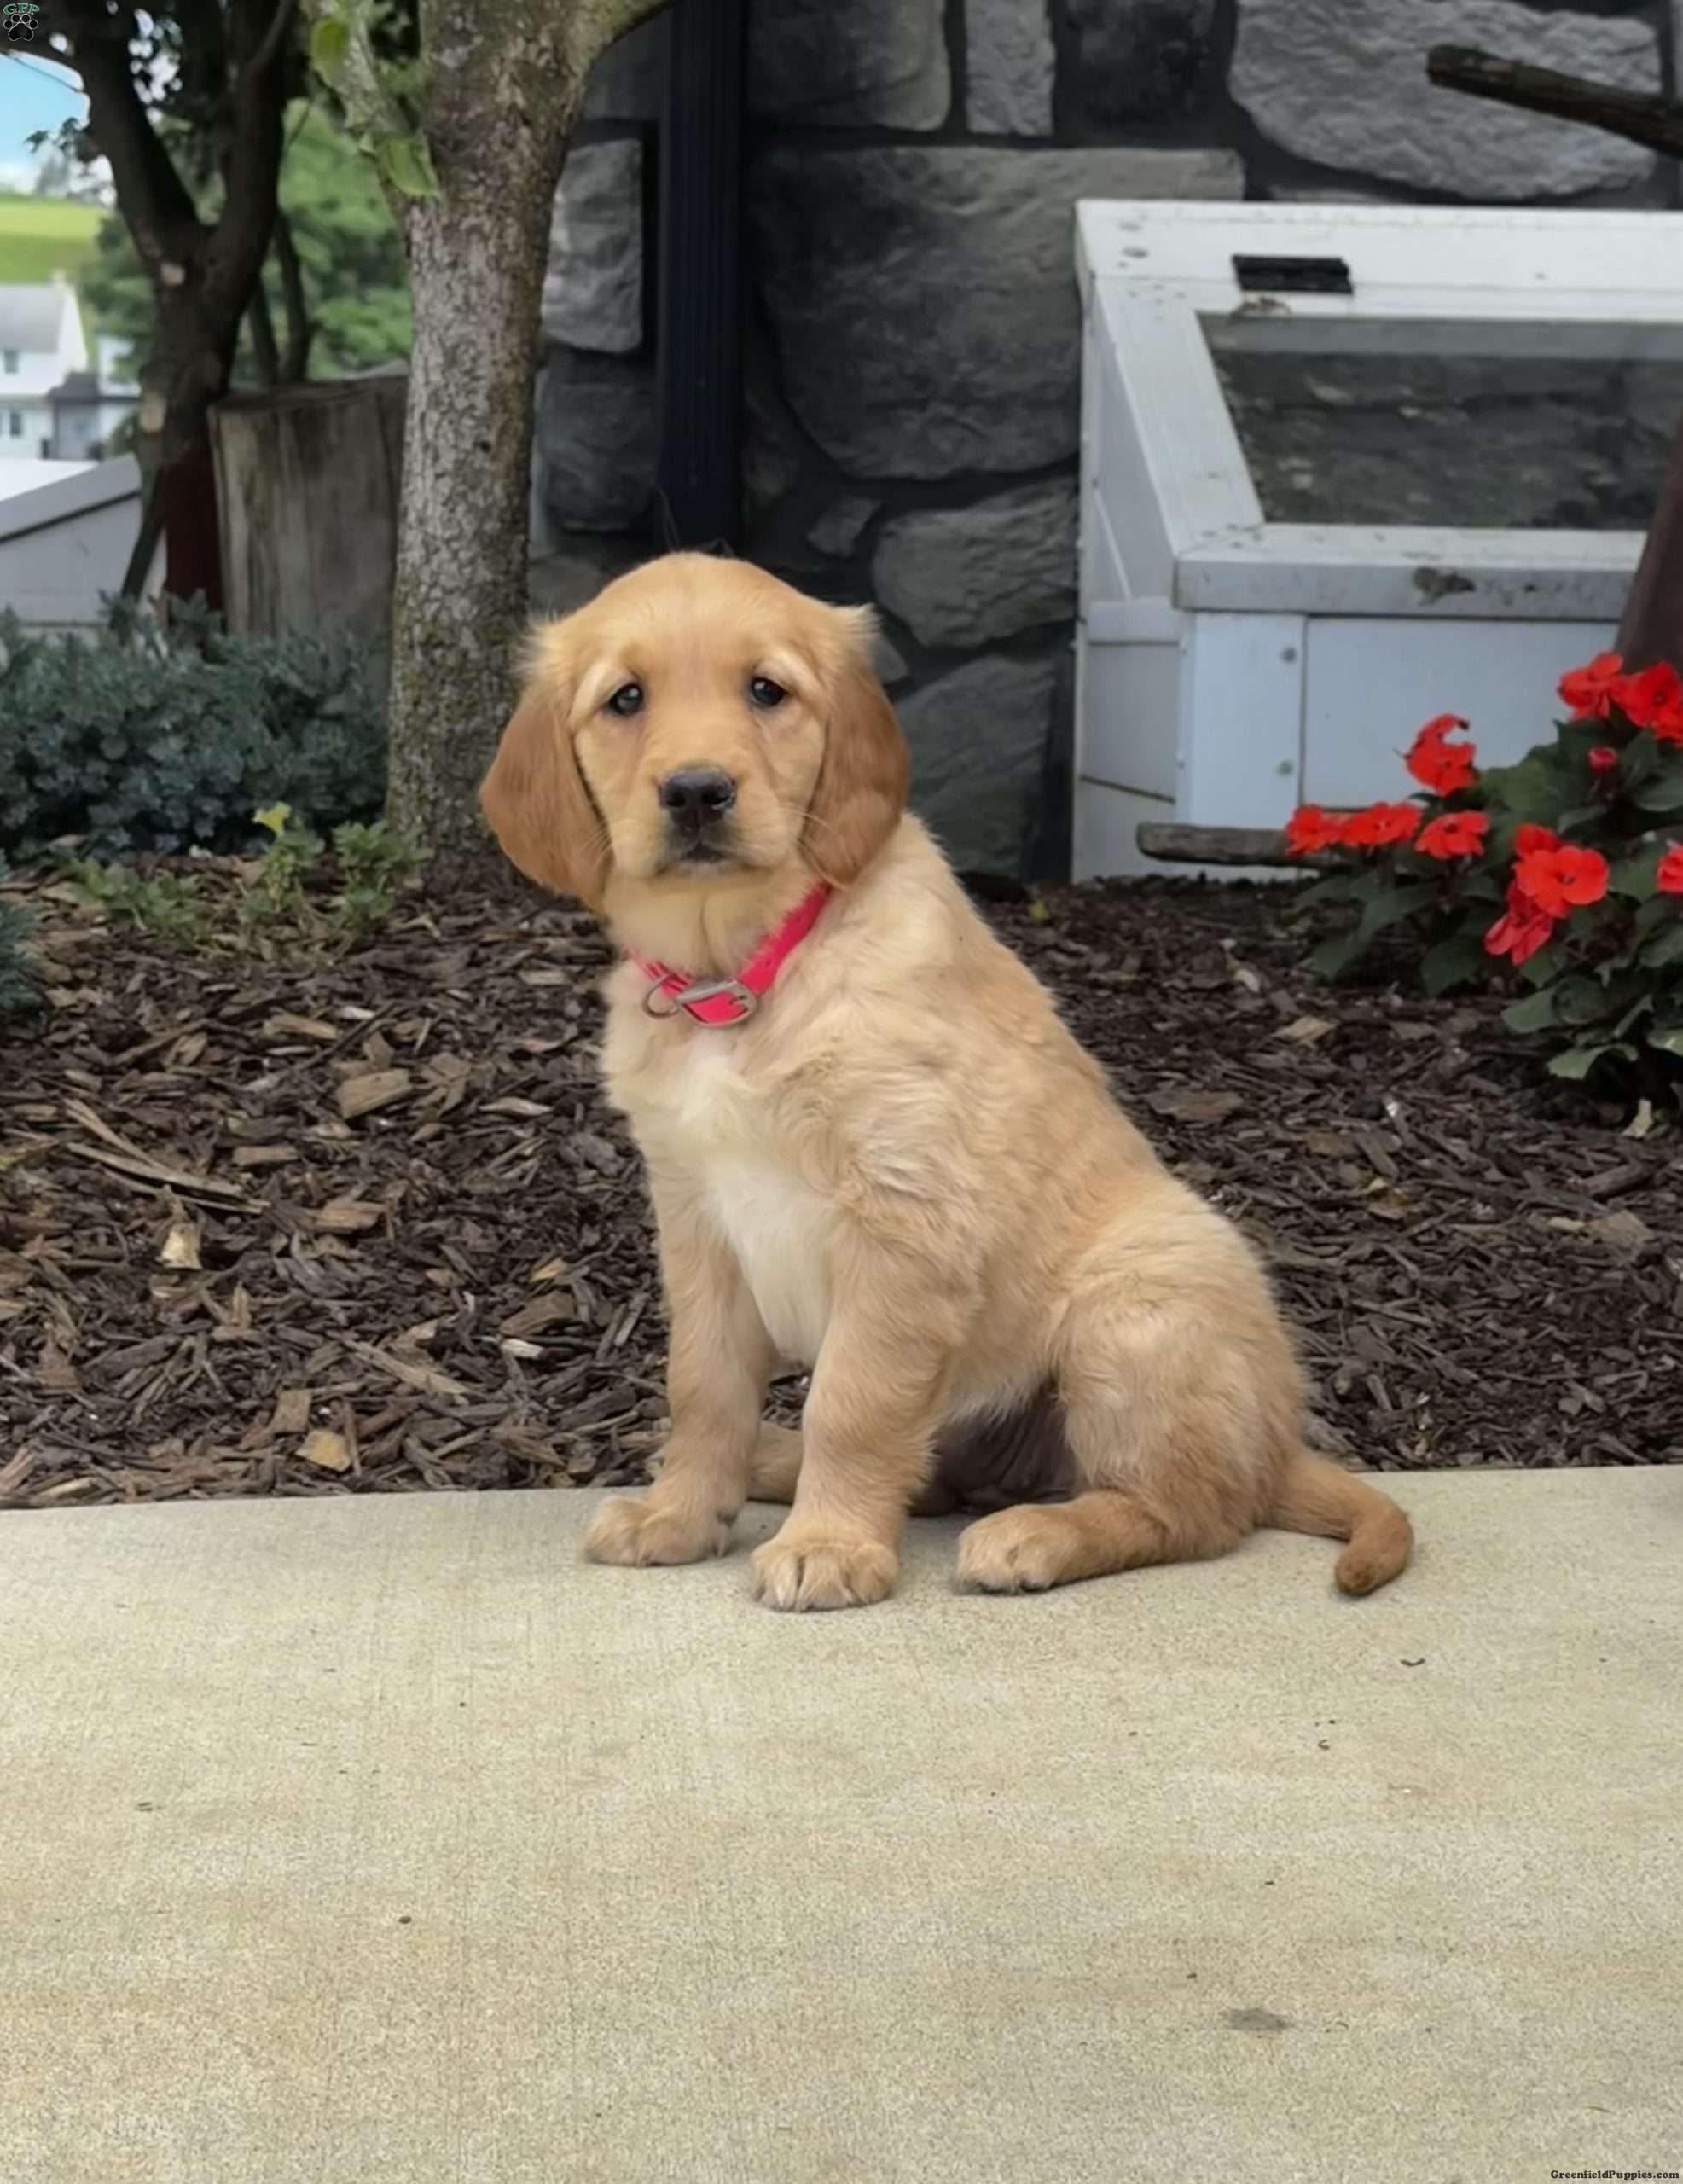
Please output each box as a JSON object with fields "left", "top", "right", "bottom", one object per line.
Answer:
{"left": 479, "top": 555, "right": 908, "bottom": 911}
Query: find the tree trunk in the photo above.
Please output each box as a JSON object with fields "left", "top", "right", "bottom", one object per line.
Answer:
{"left": 1616, "top": 410, "right": 1683, "bottom": 676}
{"left": 383, "top": 20, "right": 583, "bottom": 846}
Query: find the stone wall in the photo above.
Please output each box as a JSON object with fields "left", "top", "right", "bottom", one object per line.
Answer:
{"left": 534, "top": 0, "right": 1677, "bottom": 877}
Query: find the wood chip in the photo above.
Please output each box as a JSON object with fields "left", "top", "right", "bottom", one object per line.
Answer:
{"left": 1146, "top": 1088, "right": 1243, "bottom": 1124}
{"left": 300, "top": 1427, "right": 352, "bottom": 1472}
{"left": 312, "top": 1199, "right": 385, "bottom": 1234}
{"left": 159, "top": 1212, "right": 202, "bottom": 1269}
{"left": 336, "top": 1069, "right": 412, "bottom": 1121}
{"left": 231, "top": 1144, "right": 298, "bottom": 1169}
{"left": 499, "top": 1292, "right": 577, "bottom": 1339}
{"left": 265, "top": 1013, "right": 340, "bottom": 1042}
{"left": 343, "top": 1337, "right": 472, "bottom": 1400}
{"left": 270, "top": 1387, "right": 314, "bottom": 1436}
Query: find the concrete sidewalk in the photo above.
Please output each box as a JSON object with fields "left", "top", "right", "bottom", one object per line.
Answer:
{"left": 3, "top": 1472, "right": 1680, "bottom": 2184}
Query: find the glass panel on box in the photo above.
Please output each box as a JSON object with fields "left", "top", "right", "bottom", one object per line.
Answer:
{"left": 1203, "top": 322, "right": 1683, "bottom": 532}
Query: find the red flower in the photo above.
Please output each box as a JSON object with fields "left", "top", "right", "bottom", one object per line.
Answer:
{"left": 1513, "top": 824, "right": 1560, "bottom": 858}
{"left": 1415, "top": 810, "right": 1489, "bottom": 860}
{"left": 1284, "top": 805, "right": 1343, "bottom": 855}
{"left": 1657, "top": 845, "right": 1683, "bottom": 897}
{"left": 1339, "top": 801, "right": 1422, "bottom": 849}
{"left": 1558, "top": 651, "right": 1624, "bottom": 719}
{"left": 1514, "top": 845, "right": 1609, "bottom": 918}
{"left": 1484, "top": 880, "right": 1557, "bottom": 967}
{"left": 1609, "top": 661, "right": 1682, "bottom": 729}
{"left": 1647, "top": 700, "right": 1683, "bottom": 746}
{"left": 1587, "top": 746, "right": 1618, "bottom": 778}
{"left": 1405, "top": 713, "right": 1477, "bottom": 795}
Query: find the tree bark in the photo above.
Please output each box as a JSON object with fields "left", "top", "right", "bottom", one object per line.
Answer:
{"left": 1616, "top": 411, "right": 1683, "bottom": 676}
{"left": 1425, "top": 45, "right": 1683, "bottom": 160}
{"left": 61, "top": 0, "right": 289, "bottom": 607}
{"left": 383, "top": 0, "right": 669, "bottom": 849}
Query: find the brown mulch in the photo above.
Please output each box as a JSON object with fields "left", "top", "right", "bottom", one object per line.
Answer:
{"left": 2, "top": 858, "right": 1680, "bottom": 1510}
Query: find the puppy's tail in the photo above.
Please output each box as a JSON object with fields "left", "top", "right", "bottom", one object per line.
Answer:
{"left": 1268, "top": 1449, "right": 1413, "bottom": 1596}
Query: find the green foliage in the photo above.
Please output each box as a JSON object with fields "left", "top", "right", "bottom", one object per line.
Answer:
{"left": 79, "top": 102, "right": 410, "bottom": 384}
{"left": 328, "top": 816, "right": 427, "bottom": 929}
{"left": 0, "top": 855, "right": 39, "bottom": 1017}
{"left": 1287, "top": 664, "right": 1683, "bottom": 1097}
{"left": 0, "top": 605, "right": 386, "bottom": 865}
{"left": 306, "top": 0, "right": 437, "bottom": 202}
{"left": 67, "top": 860, "right": 206, "bottom": 940}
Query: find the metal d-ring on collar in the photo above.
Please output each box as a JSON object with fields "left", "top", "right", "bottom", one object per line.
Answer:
{"left": 642, "top": 976, "right": 759, "bottom": 1022}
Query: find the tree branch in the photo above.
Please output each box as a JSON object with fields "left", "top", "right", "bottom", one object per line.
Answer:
{"left": 56, "top": 0, "right": 203, "bottom": 272}
{"left": 1425, "top": 44, "right": 1683, "bottom": 160}
{"left": 206, "top": 0, "right": 289, "bottom": 317}
{"left": 247, "top": 282, "right": 280, "bottom": 387}
{"left": 274, "top": 210, "right": 314, "bottom": 380}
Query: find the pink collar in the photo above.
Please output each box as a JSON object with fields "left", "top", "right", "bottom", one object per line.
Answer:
{"left": 629, "top": 882, "right": 833, "bottom": 1026}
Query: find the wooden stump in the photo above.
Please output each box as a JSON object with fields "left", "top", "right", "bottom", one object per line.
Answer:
{"left": 210, "top": 375, "right": 407, "bottom": 644}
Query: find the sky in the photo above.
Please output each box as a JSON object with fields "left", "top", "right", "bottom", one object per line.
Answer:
{"left": 0, "top": 50, "right": 89, "bottom": 190}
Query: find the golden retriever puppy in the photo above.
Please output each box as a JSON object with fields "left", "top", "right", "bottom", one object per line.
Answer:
{"left": 480, "top": 554, "right": 1413, "bottom": 1612}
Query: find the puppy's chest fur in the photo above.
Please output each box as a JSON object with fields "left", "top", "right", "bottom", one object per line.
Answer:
{"left": 608, "top": 1025, "right": 836, "bottom": 1368}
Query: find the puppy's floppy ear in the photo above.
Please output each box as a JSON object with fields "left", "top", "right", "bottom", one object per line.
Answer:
{"left": 479, "top": 633, "right": 609, "bottom": 907}
{"left": 804, "top": 605, "right": 909, "bottom": 886}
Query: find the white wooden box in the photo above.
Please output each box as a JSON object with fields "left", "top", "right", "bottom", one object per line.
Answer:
{"left": 1073, "top": 202, "right": 1682, "bottom": 878}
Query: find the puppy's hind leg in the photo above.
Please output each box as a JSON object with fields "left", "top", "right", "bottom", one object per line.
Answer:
{"left": 955, "top": 1281, "right": 1267, "bottom": 1595}
{"left": 746, "top": 1424, "right": 804, "bottom": 1504}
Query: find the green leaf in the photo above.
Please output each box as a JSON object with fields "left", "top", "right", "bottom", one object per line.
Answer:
{"left": 1355, "top": 879, "right": 1436, "bottom": 944}
{"left": 1555, "top": 803, "right": 1604, "bottom": 832}
{"left": 1620, "top": 735, "right": 1659, "bottom": 791}
{"left": 1481, "top": 752, "right": 1567, "bottom": 823}
{"left": 376, "top": 132, "right": 439, "bottom": 201}
{"left": 1307, "top": 926, "right": 1368, "bottom": 981}
{"left": 1295, "top": 872, "right": 1357, "bottom": 909}
{"left": 1641, "top": 921, "right": 1683, "bottom": 970}
{"left": 1633, "top": 764, "right": 1683, "bottom": 815}
{"left": 309, "top": 15, "right": 350, "bottom": 82}
{"left": 1502, "top": 986, "right": 1559, "bottom": 1034}
{"left": 1517, "top": 941, "right": 1564, "bottom": 989}
{"left": 1646, "top": 1024, "right": 1683, "bottom": 1059}
{"left": 1547, "top": 1042, "right": 1628, "bottom": 1081}
{"left": 1609, "top": 847, "right": 1662, "bottom": 902}
{"left": 1552, "top": 973, "right": 1614, "bottom": 1027}
{"left": 1420, "top": 933, "right": 1487, "bottom": 997}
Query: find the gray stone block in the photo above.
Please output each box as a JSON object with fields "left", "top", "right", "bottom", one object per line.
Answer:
{"left": 583, "top": 15, "right": 664, "bottom": 121}
{"left": 752, "top": 146, "right": 1241, "bottom": 480}
{"left": 873, "top": 479, "right": 1077, "bottom": 650}
{"left": 541, "top": 140, "right": 642, "bottom": 357}
{"left": 806, "top": 496, "right": 880, "bottom": 558}
{"left": 1231, "top": 0, "right": 1659, "bottom": 200}
{"left": 898, "top": 653, "right": 1059, "bottom": 875}
{"left": 749, "top": 0, "right": 949, "bottom": 128}
{"left": 529, "top": 534, "right": 646, "bottom": 618}
{"left": 535, "top": 348, "right": 656, "bottom": 532}
{"left": 966, "top": 0, "right": 1055, "bottom": 134}
{"left": 1067, "top": 0, "right": 1216, "bottom": 125}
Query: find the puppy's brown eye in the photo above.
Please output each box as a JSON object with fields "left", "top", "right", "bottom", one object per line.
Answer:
{"left": 606, "top": 682, "right": 643, "bottom": 718}
{"left": 748, "top": 675, "right": 786, "bottom": 710}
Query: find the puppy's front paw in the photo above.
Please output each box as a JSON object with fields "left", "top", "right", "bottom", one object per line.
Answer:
{"left": 749, "top": 1529, "right": 898, "bottom": 1612}
{"left": 956, "top": 1506, "right": 1081, "bottom": 1594}
{"left": 583, "top": 1494, "right": 732, "bottom": 1568}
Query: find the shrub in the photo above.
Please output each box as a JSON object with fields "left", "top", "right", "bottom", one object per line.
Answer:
{"left": 1288, "top": 656, "right": 1683, "bottom": 1087}
{"left": 0, "top": 854, "right": 38, "bottom": 1015}
{"left": 0, "top": 602, "right": 386, "bottom": 863}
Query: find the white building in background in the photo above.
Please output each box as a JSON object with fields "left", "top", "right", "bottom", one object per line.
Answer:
{"left": 0, "top": 276, "right": 136, "bottom": 475}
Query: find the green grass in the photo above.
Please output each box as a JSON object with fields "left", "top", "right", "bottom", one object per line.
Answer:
{"left": 0, "top": 194, "right": 103, "bottom": 286}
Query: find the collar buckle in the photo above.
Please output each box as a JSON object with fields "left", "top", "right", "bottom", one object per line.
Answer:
{"left": 642, "top": 976, "right": 759, "bottom": 1024}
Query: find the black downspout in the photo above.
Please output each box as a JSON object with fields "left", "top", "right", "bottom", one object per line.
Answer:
{"left": 654, "top": 0, "right": 745, "bottom": 552}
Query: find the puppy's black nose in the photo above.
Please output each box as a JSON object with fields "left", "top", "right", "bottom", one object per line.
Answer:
{"left": 659, "top": 768, "right": 737, "bottom": 824}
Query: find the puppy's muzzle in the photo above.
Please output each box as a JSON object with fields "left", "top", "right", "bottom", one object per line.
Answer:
{"left": 659, "top": 767, "right": 738, "bottom": 863}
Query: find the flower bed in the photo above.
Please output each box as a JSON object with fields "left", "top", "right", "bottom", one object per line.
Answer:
{"left": 1289, "top": 653, "right": 1683, "bottom": 1090}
